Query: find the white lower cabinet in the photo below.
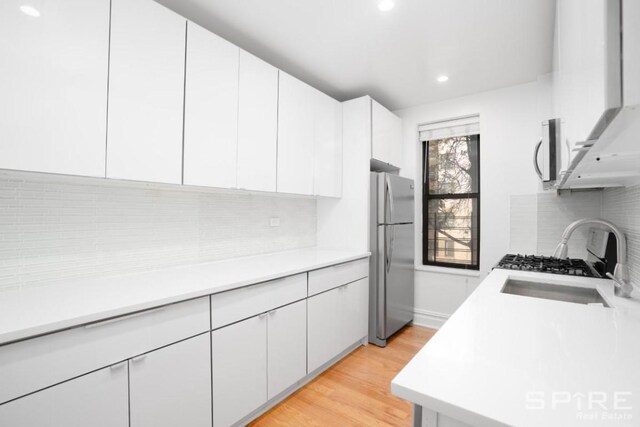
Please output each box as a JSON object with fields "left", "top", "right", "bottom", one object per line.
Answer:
{"left": 0, "top": 363, "right": 129, "bottom": 427}
{"left": 308, "top": 277, "right": 368, "bottom": 373}
{"left": 212, "top": 315, "right": 268, "bottom": 427}
{"left": 129, "top": 333, "right": 212, "bottom": 427}
{"left": 211, "top": 299, "right": 308, "bottom": 425}
{"left": 341, "top": 278, "right": 369, "bottom": 350}
{"left": 307, "top": 285, "right": 342, "bottom": 373}
{"left": 267, "top": 300, "right": 307, "bottom": 399}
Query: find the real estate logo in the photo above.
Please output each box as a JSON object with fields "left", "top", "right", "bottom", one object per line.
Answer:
{"left": 526, "top": 391, "right": 633, "bottom": 422}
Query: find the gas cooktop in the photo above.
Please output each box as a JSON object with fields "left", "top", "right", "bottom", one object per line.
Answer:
{"left": 496, "top": 254, "right": 600, "bottom": 278}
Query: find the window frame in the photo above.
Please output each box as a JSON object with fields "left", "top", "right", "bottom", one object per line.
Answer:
{"left": 422, "top": 134, "right": 481, "bottom": 270}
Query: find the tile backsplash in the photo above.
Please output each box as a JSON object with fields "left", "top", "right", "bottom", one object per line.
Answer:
{"left": 603, "top": 185, "right": 640, "bottom": 285}
{"left": 0, "top": 173, "right": 316, "bottom": 290}
{"left": 510, "top": 191, "right": 603, "bottom": 259}
{"left": 510, "top": 186, "right": 640, "bottom": 284}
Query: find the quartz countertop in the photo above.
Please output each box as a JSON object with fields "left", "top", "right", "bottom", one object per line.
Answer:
{"left": 391, "top": 269, "right": 640, "bottom": 427}
{"left": 0, "top": 248, "right": 370, "bottom": 345}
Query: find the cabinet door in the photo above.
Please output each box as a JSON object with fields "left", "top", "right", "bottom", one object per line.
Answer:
{"left": 237, "top": 51, "right": 278, "bottom": 192}
{"left": 623, "top": 0, "right": 640, "bottom": 106}
{"left": 130, "top": 334, "right": 211, "bottom": 427}
{"left": 107, "top": 0, "right": 186, "bottom": 184}
{"left": 267, "top": 300, "right": 307, "bottom": 399}
{"left": 556, "top": 0, "right": 621, "bottom": 164}
{"left": 0, "top": 363, "right": 128, "bottom": 427}
{"left": 307, "top": 287, "right": 342, "bottom": 373}
{"left": 277, "top": 72, "right": 315, "bottom": 195}
{"left": 184, "top": 21, "right": 239, "bottom": 189}
{"left": 371, "top": 99, "right": 402, "bottom": 167}
{"left": 212, "top": 315, "right": 267, "bottom": 426}
{"left": 313, "top": 90, "right": 343, "bottom": 197}
{"left": 0, "top": 0, "right": 110, "bottom": 177}
{"left": 341, "top": 278, "right": 369, "bottom": 349}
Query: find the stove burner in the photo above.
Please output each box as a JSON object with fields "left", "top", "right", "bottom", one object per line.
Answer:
{"left": 495, "top": 254, "right": 599, "bottom": 278}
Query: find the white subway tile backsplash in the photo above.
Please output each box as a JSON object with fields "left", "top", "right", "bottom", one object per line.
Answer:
{"left": 511, "top": 187, "right": 640, "bottom": 285}
{"left": 509, "top": 191, "right": 603, "bottom": 259}
{"left": 0, "top": 173, "right": 316, "bottom": 290}
{"left": 603, "top": 185, "right": 640, "bottom": 285}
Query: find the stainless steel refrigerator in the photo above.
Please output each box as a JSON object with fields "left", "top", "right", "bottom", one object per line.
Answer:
{"left": 369, "top": 172, "right": 415, "bottom": 347}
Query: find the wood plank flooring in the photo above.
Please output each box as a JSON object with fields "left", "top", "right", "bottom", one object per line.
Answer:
{"left": 249, "top": 325, "right": 437, "bottom": 427}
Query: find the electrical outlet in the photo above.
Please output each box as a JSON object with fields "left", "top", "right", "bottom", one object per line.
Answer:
{"left": 269, "top": 217, "right": 281, "bottom": 227}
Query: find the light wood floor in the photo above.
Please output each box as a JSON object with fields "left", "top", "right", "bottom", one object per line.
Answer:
{"left": 249, "top": 325, "right": 437, "bottom": 427}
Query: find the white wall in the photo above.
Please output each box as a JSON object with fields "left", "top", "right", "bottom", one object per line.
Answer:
{"left": 317, "top": 96, "right": 371, "bottom": 252}
{"left": 0, "top": 171, "right": 316, "bottom": 290}
{"left": 394, "top": 80, "right": 552, "bottom": 328}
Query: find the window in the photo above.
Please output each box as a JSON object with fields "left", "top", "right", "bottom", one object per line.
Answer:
{"left": 420, "top": 117, "right": 480, "bottom": 270}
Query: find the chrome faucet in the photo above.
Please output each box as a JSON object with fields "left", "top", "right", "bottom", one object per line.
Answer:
{"left": 553, "top": 218, "right": 634, "bottom": 298}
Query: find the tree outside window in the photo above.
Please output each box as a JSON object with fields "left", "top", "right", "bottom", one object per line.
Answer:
{"left": 423, "top": 134, "right": 480, "bottom": 269}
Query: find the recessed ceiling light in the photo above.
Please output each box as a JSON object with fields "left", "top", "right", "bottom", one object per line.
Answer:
{"left": 378, "top": 0, "right": 395, "bottom": 12}
{"left": 437, "top": 75, "right": 449, "bottom": 83}
{"left": 20, "top": 5, "right": 40, "bottom": 17}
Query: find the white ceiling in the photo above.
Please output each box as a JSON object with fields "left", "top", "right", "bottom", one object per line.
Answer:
{"left": 156, "top": 0, "right": 556, "bottom": 111}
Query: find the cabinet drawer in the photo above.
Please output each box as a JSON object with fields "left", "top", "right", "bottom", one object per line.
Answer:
{"left": 211, "top": 273, "right": 307, "bottom": 330}
{"left": 308, "top": 259, "right": 368, "bottom": 297}
{"left": 0, "top": 297, "right": 209, "bottom": 404}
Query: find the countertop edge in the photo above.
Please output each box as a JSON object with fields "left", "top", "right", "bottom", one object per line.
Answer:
{"left": 0, "top": 251, "right": 371, "bottom": 346}
{"left": 390, "top": 382, "right": 509, "bottom": 427}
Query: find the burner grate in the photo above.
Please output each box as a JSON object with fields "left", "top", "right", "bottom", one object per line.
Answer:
{"left": 495, "top": 254, "right": 599, "bottom": 278}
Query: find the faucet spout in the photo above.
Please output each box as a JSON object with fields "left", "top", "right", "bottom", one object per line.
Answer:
{"left": 553, "top": 218, "right": 632, "bottom": 298}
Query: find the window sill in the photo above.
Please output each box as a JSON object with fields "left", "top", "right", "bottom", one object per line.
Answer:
{"left": 414, "top": 265, "right": 482, "bottom": 277}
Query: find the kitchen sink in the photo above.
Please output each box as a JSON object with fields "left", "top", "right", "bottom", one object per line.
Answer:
{"left": 501, "top": 279, "right": 610, "bottom": 307}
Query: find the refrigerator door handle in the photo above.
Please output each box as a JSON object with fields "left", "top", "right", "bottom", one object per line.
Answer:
{"left": 387, "top": 225, "right": 394, "bottom": 273}
{"left": 377, "top": 225, "right": 387, "bottom": 340}
{"left": 385, "top": 174, "right": 395, "bottom": 224}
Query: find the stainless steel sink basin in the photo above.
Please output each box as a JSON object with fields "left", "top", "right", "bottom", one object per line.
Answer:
{"left": 501, "top": 279, "right": 610, "bottom": 307}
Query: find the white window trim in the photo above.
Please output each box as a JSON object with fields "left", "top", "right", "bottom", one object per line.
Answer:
{"left": 415, "top": 264, "right": 482, "bottom": 277}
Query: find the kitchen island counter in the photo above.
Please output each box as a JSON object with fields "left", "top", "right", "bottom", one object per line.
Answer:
{"left": 392, "top": 268, "right": 640, "bottom": 426}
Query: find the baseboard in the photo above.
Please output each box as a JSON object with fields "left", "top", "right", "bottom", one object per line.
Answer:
{"left": 413, "top": 308, "right": 449, "bottom": 330}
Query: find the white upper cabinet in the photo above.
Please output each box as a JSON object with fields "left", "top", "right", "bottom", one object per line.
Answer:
{"left": 371, "top": 99, "right": 403, "bottom": 168}
{"left": 623, "top": 0, "right": 640, "bottom": 106}
{"left": 554, "top": 0, "right": 621, "bottom": 163}
{"left": 106, "top": 0, "right": 186, "bottom": 184}
{"left": 277, "top": 72, "right": 315, "bottom": 195}
{"left": 0, "top": 0, "right": 110, "bottom": 177}
{"left": 237, "top": 51, "right": 279, "bottom": 192}
{"left": 313, "top": 90, "right": 343, "bottom": 198}
{"left": 183, "top": 21, "right": 239, "bottom": 189}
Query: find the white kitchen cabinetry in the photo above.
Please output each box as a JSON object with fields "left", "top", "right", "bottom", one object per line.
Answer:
{"left": 267, "top": 300, "right": 307, "bottom": 399}
{"left": 307, "top": 277, "right": 368, "bottom": 373}
{"left": 212, "top": 315, "right": 267, "bottom": 427}
{"left": 183, "top": 21, "right": 239, "bottom": 189}
{"left": 554, "top": 0, "right": 621, "bottom": 165}
{"left": 211, "top": 299, "right": 308, "bottom": 424}
{"left": 623, "top": 0, "right": 640, "bottom": 106}
{"left": 371, "top": 99, "right": 403, "bottom": 168}
{"left": 237, "top": 51, "right": 279, "bottom": 192}
{"left": 106, "top": 0, "right": 186, "bottom": 184}
{"left": 313, "top": 90, "right": 343, "bottom": 197}
{"left": 129, "top": 333, "right": 212, "bottom": 427}
{"left": 0, "top": 364, "right": 129, "bottom": 427}
{"left": 0, "top": 0, "right": 110, "bottom": 177}
{"left": 277, "top": 72, "right": 316, "bottom": 195}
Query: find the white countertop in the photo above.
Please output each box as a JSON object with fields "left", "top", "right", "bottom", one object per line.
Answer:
{"left": 0, "top": 248, "right": 369, "bottom": 345}
{"left": 392, "top": 269, "right": 640, "bottom": 427}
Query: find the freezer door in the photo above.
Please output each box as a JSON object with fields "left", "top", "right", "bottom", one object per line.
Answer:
{"left": 378, "top": 174, "right": 414, "bottom": 225}
{"left": 377, "top": 223, "right": 414, "bottom": 340}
